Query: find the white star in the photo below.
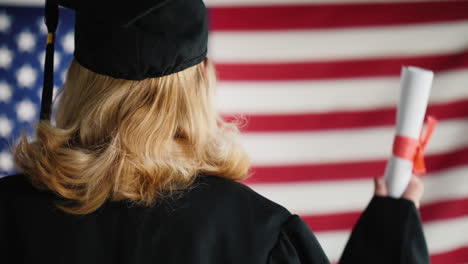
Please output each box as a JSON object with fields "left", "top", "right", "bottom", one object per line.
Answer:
{"left": 17, "top": 31, "right": 36, "bottom": 52}
{"left": 0, "top": 12, "right": 12, "bottom": 33}
{"left": 0, "top": 81, "right": 12, "bottom": 103}
{"left": 39, "top": 51, "right": 62, "bottom": 70}
{"left": 61, "top": 70, "right": 67, "bottom": 82}
{"left": 62, "top": 32, "right": 74, "bottom": 54}
{"left": 0, "top": 151, "right": 14, "bottom": 172}
{"left": 16, "top": 99, "right": 37, "bottom": 122}
{"left": 17, "top": 65, "right": 37, "bottom": 88}
{"left": 0, "top": 116, "right": 13, "bottom": 138}
{"left": 37, "top": 16, "right": 47, "bottom": 34}
{"left": 0, "top": 47, "right": 13, "bottom": 69}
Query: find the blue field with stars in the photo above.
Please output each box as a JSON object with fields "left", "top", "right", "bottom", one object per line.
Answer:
{"left": 0, "top": 5, "right": 75, "bottom": 176}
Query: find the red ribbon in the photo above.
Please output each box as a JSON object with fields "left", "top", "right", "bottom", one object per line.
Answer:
{"left": 392, "top": 116, "right": 438, "bottom": 175}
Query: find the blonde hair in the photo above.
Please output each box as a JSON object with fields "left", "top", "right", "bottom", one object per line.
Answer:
{"left": 12, "top": 58, "right": 251, "bottom": 215}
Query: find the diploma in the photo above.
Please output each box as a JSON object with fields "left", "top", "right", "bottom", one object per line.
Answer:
{"left": 384, "top": 66, "right": 435, "bottom": 198}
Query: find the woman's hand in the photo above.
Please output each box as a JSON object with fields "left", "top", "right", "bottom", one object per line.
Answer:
{"left": 374, "top": 175, "right": 424, "bottom": 208}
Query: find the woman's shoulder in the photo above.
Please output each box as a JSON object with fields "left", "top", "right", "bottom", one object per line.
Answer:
{"left": 0, "top": 172, "right": 293, "bottom": 225}
{"left": 0, "top": 173, "right": 56, "bottom": 206}
{"left": 0, "top": 173, "right": 36, "bottom": 195}
{"left": 165, "top": 174, "right": 294, "bottom": 234}
{"left": 193, "top": 174, "right": 292, "bottom": 217}
{"left": 193, "top": 175, "right": 331, "bottom": 263}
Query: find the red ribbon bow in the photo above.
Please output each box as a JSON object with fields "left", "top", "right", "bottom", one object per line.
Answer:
{"left": 392, "top": 116, "right": 438, "bottom": 175}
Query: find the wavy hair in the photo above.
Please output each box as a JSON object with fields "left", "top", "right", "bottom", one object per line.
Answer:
{"left": 12, "top": 58, "right": 251, "bottom": 214}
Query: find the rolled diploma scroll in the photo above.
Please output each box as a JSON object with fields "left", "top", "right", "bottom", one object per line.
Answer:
{"left": 384, "top": 66, "right": 434, "bottom": 198}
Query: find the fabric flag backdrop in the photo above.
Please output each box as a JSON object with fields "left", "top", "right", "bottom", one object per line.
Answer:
{"left": 1, "top": 0, "right": 468, "bottom": 263}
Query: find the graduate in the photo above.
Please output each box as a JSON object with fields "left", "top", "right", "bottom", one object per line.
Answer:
{"left": 0, "top": 0, "right": 429, "bottom": 263}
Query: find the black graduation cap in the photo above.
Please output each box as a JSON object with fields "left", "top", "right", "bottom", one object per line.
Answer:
{"left": 40, "top": 0, "right": 209, "bottom": 121}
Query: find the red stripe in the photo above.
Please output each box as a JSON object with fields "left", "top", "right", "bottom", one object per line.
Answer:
{"left": 222, "top": 99, "right": 468, "bottom": 133}
{"left": 431, "top": 246, "right": 468, "bottom": 264}
{"left": 300, "top": 197, "right": 468, "bottom": 232}
{"left": 215, "top": 50, "right": 468, "bottom": 81}
{"left": 210, "top": 2, "right": 468, "bottom": 31}
{"left": 243, "top": 146, "right": 468, "bottom": 184}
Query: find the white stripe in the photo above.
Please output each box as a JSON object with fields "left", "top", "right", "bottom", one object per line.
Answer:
{"left": 217, "top": 68, "right": 468, "bottom": 114}
{"left": 242, "top": 119, "right": 468, "bottom": 165}
{"left": 315, "top": 216, "right": 468, "bottom": 262}
{"left": 250, "top": 166, "right": 468, "bottom": 215}
{"left": 209, "top": 21, "right": 468, "bottom": 63}
{"left": 206, "top": 0, "right": 440, "bottom": 7}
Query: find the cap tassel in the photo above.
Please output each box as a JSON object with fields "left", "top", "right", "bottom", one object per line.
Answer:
{"left": 40, "top": 0, "right": 59, "bottom": 121}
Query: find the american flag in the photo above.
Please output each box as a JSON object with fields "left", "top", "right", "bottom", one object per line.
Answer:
{"left": 1, "top": 0, "right": 468, "bottom": 263}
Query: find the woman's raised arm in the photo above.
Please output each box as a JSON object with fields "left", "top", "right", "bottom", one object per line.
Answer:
{"left": 339, "top": 176, "right": 429, "bottom": 264}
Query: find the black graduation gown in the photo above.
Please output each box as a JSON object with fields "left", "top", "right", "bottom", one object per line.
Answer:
{"left": 0, "top": 173, "right": 429, "bottom": 264}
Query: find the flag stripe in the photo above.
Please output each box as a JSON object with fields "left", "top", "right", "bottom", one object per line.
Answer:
{"left": 248, "top": 166, "right": 468, "bottom": 214}
{"left": 242, "top": 119, "right": 468, "bottom": 165}
{"left": 210, "top": 21, "right": 468, "bottom": 62}
{"left": 217, "top": 68, "right": 468, "bottom": 114}
{"left": 215, "top": 50, "right": 468, "bottom": 81}
{"left": 302, "top": 197, "right": 468, "bottom": 232}
{"left": 205, "top": 0, "right": 451, "bottom": 7}
{"left": 224, "top": 99, "right": 468, "bottom": 132}
{"left": 210, "top": 2, "right": 468, "bottom": 31}
{"left": 1, "top": 0, "right": 450, "bottom": 7}
{"left": 431, "top": 246, "right": 468, "bottom": 264}
{"left": 245, "top": 146, "right": 468, "bottom": 184}
{"left": 314, "top": 215, "right": 468, "bottom": 262}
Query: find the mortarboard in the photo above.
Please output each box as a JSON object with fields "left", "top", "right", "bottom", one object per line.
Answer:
{"left": 40, "top": 0, "right": 209, "bottom": 121}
